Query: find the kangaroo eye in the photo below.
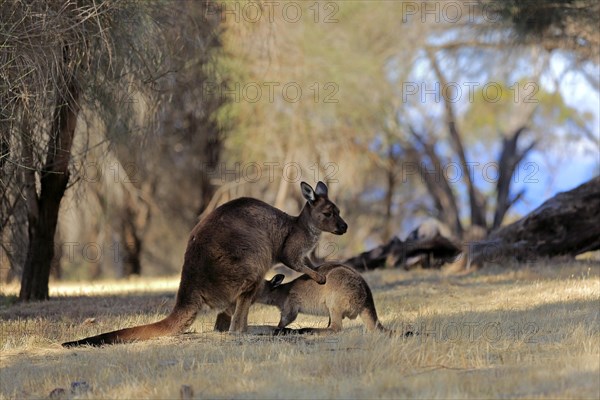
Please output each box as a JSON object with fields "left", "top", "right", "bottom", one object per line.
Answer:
{"left": 323, "top": 212, "right": 332, "bottom": 218}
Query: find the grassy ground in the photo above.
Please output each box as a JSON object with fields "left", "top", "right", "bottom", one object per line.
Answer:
{"left": 1, "top": 261, "right": 598, "bottom": 399}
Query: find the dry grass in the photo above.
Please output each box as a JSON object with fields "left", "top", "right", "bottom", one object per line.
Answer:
{"left": 1, "top": 261, "right": 599, "bottom": 399}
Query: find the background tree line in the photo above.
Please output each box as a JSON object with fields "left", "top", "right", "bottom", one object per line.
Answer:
{"left": 1, "top": 0, "right": 598, "bottom": 301}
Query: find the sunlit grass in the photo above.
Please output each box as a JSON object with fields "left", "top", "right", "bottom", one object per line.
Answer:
{"left": 1, "top": 261, "right": 598, "bottom": 399}
{"left": 1, "top": 276, "right": 180, "bottom": 297}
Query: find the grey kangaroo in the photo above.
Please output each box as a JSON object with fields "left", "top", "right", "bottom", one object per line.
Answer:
{"left": 256, "top": 263, "right": 388, "bottom": 333}
{"left": 63, "top": 181, "right": 347, "bottom": 346}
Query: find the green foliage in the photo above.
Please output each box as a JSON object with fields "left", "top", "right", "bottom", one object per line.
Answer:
{"left": 482, "top": 0, "right": 599, "bottom": 60}
{"left": 218, "top": 0, "right": 423, "bottom": 167}
{"left": 216, "top": 0, "right": 597, "bottom": 242}
{"left": 462, "top": 78, "right": 589, "bottom": 146}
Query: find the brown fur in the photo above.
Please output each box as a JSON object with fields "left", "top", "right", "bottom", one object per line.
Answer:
{"left": 62, "top": 182, "right": 347, "bottom": 346}
{"left": 256, "top": 263, "right": 388, "bottom": 333}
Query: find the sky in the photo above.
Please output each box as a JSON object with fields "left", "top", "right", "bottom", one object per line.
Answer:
{"left": 516, "top": 53, "right": 600, "bottom": 212}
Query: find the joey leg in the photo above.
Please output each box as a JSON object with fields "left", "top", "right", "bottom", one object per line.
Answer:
{"left": 277, "top": 307, "right": 299, "bottom": 329}
{"left": 273, "top": 308, "right": 300, "bottom": 335}
{"left": 214, "top": 305, "right": 235, "bottom": 332}
{"left": 328, "top": 308, "right": 343, "bottom": 332}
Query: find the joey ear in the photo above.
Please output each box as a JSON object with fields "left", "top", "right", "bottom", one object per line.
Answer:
{"left": 315, "top": 181, "right": 328, "bottom": 198}
{"left": 300, "top": 182, "right": 316, "bottom": 204}
{"left": 270, "top": 274, "right": 285, "bottom": 288}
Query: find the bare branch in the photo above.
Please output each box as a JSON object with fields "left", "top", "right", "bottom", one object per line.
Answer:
{"left": 425, "top": 48, "right": 486, "bottom": 229}
{"left": 407, "top": 125, "right": 463, "bottom": 236}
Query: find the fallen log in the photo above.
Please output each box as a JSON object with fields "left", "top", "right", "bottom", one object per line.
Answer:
{"left": 344, "top": 177, "right": 599, "bottom": 272}
{"left": 471, "top": 176, "right": 600, "bottom": 265}
{"left": 344, "top": 235, "right": 462, "bottom": 271}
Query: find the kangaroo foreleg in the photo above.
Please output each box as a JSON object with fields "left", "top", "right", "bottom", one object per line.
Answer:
{"left": 280, "top": 256, "right": 326, "bottom": 284}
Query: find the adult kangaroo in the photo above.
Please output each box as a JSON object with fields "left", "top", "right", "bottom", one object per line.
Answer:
{"left": 256, "top": 263, "right": 389, "bottom": 333}
{"left": 62, "top": 181, "right": 347, "bottom": 347}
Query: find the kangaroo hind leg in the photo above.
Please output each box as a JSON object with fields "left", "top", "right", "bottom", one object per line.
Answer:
{"left": 229, "top": 280, "right": 261, "bottom": 333}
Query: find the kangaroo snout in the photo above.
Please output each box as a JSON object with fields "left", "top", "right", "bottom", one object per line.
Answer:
{"left": 335, "top": 221, "right": 348, "bottom": 235}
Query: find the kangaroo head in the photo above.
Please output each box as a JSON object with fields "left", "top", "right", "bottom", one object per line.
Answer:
{"left": 300, "top": 181, "right": 348, "bottom": 235}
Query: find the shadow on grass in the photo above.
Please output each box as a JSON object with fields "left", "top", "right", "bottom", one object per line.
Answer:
{"left": 365, "top": 260, "right": 600, "bottom": 292}
{"left": 0, "top": 292, "right": 176, "bottom": 322}
{"left": 1, "top": 295, "right": 597, "bottom": 392}
{"left": 7, "top": 295, "right": 597, "bottom": 345}
{"left": 396, "top": 297, "right": 599, "bottom": 347}
{"left": 0, "top": 294, "right": 19, "bottom": 308}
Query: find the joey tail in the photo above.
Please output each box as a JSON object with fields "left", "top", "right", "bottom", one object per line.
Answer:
{"left": 62, "top": 305, "right": 197, "bottom": 347}
{"left": 360, "top": 283, "right": 389, "bottom": 333}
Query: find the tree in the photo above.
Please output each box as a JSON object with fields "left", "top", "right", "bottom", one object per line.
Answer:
{"left": 379, "top": 8, "right": 593, "bottom": 239}
{"left": 104, "top": 1, "right": 227, "bottom": 277}
{"left": 214, "top": 1, "right": 431, "bottom": 252}
{"left": 213, "top": 1, "right": 595, "bottom": 255}
{"left": 389, "top": 59, "right": 542, "bottom": 237}
{"left": 0, "top": 1, "right": 217, "bottom": 300}
{"left": 17, "top": 45, "right": 81, "bottom": 301}
{"left": 483, "top": 0, "right": 600, "bottom": 62}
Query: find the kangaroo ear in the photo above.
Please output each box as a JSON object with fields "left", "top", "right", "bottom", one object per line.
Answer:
{"left": 270, "top": 274, "right": 285, "bottom": 288}
{"left": 315, "top": 181, "right": 328, "bottom": 198}
{"left": 300, "top": 182, "right": 316, "bottom": 204}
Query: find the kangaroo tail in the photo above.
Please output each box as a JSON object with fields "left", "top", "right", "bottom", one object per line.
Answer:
{"left": 62, "top": 305, "right": 197, "bottom": 347}
{"left": 360, "top": 283, "right": 389, "bottom": 333}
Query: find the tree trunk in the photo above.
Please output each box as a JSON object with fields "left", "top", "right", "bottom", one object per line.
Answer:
{"left": 0, "top": 130, "right": 8, "bottom": 171}
{"left": 120, "top": 189, "right": 150, "bottom": 277}
{"left": 19, "top": 58, "right": 79, "bottom": 301}
{"left": 472, "top": 176, "right": 600, "bottom": 265}
{"left": 198, "top": 134, "right": 222, "bottom": 215}
{"left": 122, "top": 224, "right": 142, "bottom": 276}
{"left": 405, "top": 129, "right": 464, "bottom": 237}
{"left": 427, "top": 50, "right": 486, "bottom": 229}
{"left": 492, "top": 127, "right": 535, "bottom": 229}
{"left": 382, "top": 145, "right": 398, "bottom": 242}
